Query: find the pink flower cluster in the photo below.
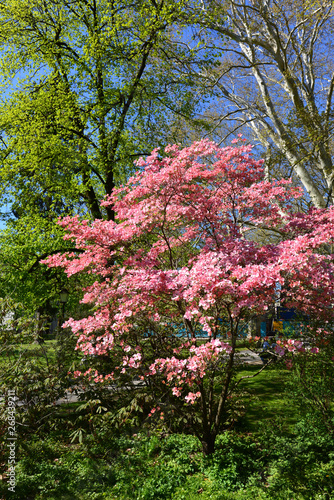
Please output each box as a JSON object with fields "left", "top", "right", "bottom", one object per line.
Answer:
{"left": 274, "top": 339, "right": 321, "bottom": 357}
{"left": 150, "top": 339, "right": 232, "bottom": 402}
{"left": 72, "top": 367, "right": 114, "bottom": 383}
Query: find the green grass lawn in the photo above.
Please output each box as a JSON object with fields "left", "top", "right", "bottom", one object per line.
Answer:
{"left": 0, "top": 339, "right": 58, "bottom": 365}
{"left": 236, "top": 364, "right": 298, "bottom": 432}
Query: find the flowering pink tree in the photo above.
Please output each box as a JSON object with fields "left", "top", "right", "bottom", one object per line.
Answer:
{"left": 45, "top": 139, "right": 334, "bottom": 454}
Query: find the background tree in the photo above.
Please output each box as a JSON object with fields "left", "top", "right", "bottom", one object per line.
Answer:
{"left": 0, "top": 0, "right": 203, "bottom": 222}
{"left": 0, "top": 0, "right": 215, "bottom": 310}
{"left": 191, "top": 0, "right": 334, "bottom": 208}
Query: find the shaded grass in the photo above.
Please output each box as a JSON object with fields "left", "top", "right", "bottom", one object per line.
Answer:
{"left": 235, "top": 364, "right": 297, "bottom": 432}
{"left": 0, "top": 339, "right": 58, "bottom": 365}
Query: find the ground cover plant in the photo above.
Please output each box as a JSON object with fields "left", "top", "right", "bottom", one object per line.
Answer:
{"left": 1, "top": 359, "right": 334, "bottom": 499}
{"left": 45, "top": 138, "right": 334, "bottom": 454}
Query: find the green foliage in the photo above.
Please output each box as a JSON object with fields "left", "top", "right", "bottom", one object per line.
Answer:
{"left": 0, "top": 0, "right": 206, "bottom": 223}
{"left": 0, "top": 216, "right": 72, "bottom": 314}
{"left": 204, "top": 432, "right": 264, "bottom": 491}
{"left": 3, "top": 436, "right": 116, "bottom": 500}
{"left": 0, "top": 322, "right": 80, "bottom": 435}
{"left": 285, "top": 339, "right": 334, "bottom": 434}
{"left": 1, "top": 357, "right": 334, "bottom": 499}
{"left": 109, "top": 433, "right": 201, "bottom": 499}
{"left": 261, "top": 418, "right": 334, "bottom": 499}
{"left": 4, "top": 427, "right": 333, "bottom": 500}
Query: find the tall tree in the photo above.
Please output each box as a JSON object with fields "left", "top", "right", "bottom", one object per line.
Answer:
{"left": 0, "top": 0, "right": 201, "bottom": 223}
{"left": 0, "top": 0, "right": 213, "bottom": 308}
{"left": 192, "top": 0, "right": 334, "bottom": 208}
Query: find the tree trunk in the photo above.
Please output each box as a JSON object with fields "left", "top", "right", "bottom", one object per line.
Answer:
{"left": 201, "top": 432, "right": 216, "bottom": 455}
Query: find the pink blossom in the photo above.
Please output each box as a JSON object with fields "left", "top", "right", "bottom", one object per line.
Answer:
{"left": 275, "top": 346, "right": 286, "bottom": 357}
{"left": 185, "top": 391, "right": 201, "bottom": 404}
